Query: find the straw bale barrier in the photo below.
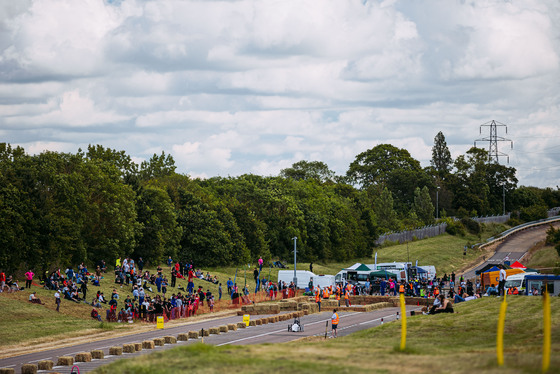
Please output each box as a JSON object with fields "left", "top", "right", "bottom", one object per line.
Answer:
{"left": 75, "top": 352, "right": 92, "bottom": 362}
{"left": 219, "top": 325, "right": 228, "bottom": 332}
{"left": 278, "top": 301, "right": 297, "bottom": 310}
{"left": 164, "top": 336, "right": 177, "bottom": 344}
{"left": 142, "top": 340, "right": 155, "bottom": 349}
{"left": 153, "top": 338, "right": 165, "bottom": 346}
{"left": 236, "top": 322, "right": 246, "bottom": 329}
{"left": 177, "top": 333, "right": 189, "bottom": 341}
{"left": 134, "top": 343, "right": 143, "bottom": 351}
{"left": 109, "top": 346, "right": 123, "bottom": 355}
{"left": 227, "top": 323, "right": 238, "bottom": 331}
{"left": 260, "top": 318, "right": 268, "bottom": 324}
{"left": 255, "top": 319, "right": 262, "bottom": 325}
{"left": 249, "top": 320, "right": 256, "bottom": 326}
{"left": 91, "top": 350, "right": 104, "bottom": 359}
{"left": 201, "top": 329, "right": 209, "bottom": 336}
{"left": 37, "top": 360, "right": 54, "bottom": 370}
{"left": 0, "top": 368, "right": 15, "bottom": 374}
{"left": 56, "top": 356, "right": 74, "bottom": 366}
{"left": 123, "top": 344, "right": 135, "bottom": 353}
{"left": 188, "top": 331, "right": 200, "bottom": 339}
{"left": 209, "top": 327, "right": 220, "bottom": 334}
{"left": 20, "top": 364, "right": 37, "bottom": 374}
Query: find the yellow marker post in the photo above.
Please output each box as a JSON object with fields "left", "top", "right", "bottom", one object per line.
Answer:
{"left": 156, "top": 316, "right": 164, "bottom": 329}
{"left": 542, "top": 290, "right": 551, "bottom": 373}
{"left": 399, "top": 293, "right": 407, "bottom": 351}
{"left": 496, "top": 295, "right": 507, "bottom": 366}
{"left": 243, "top": 314, "right": 250, "bottom": 327}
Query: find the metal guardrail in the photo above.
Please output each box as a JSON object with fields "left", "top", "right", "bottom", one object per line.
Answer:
{"left": 481, "top": 215, "right": 560, "bottom": 249}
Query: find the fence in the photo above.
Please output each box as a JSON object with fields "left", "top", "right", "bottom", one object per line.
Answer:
{"left": 375, "top": 208, "right": 560, "bottom": 246}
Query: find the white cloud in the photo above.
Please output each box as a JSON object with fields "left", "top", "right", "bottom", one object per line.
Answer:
{"left": 0, "top": 0, "right": 558, "bottom": 187}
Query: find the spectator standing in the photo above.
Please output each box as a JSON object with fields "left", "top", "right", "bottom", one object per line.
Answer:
{"left": 0, "top": 270, "right": 6, "bottom": 292}
{"left": 24, "top": 270, "right": 34, "bottom": 289}
{"left": 498, "top": 265, "right": 507, "bottom": 296}
{"left": 54, "top": 290, "right": 61, "bottom": 311}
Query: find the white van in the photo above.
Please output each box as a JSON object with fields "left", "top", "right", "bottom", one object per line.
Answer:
{"left": 504, "top": 271, "right": 538, "bottom": 293}
{"left": 312, "top": 274, "right": 336, "bottom": 289}
{"left": 277, "top": 270, "right": 315, "bottom": 289}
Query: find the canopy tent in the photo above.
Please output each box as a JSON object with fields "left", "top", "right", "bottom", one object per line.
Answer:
{"left": 354, "top": 263, "right": 371, "bottom": 271}
{"left": 414, "top": 266, "right": 427, "bottom": 273}
{"left": 483, "top": 266, "right": 500, "bottom": 273}
{"left": 369, "top": 270, "right": 397, "bottom": 280}
{"left": 510, "top": 261, "right": 526, "bottom": 269}
{"left": 475, "top": 263, "right": 497, "bottom": 275}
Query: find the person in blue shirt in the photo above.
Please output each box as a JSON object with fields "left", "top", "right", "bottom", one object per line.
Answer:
{"left": 155, "top": 275, "right": 163, "bottom": 293}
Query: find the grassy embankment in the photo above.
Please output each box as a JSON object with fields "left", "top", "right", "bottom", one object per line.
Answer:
{"left": 0, "top": 223, "right": 508, "bottom": 349}
{"left": 93, "top": 296, "right": 560, "bottom": 374}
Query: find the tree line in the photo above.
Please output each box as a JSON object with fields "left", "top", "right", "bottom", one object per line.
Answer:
{"left": 1, "top": 133, "right": 558, "bottom": 273}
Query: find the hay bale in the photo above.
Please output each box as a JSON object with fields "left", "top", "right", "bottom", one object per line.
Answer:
{"left": 188, "top": 331, "right": 200, "bottom": 339}
{"left": 303, "top": 310, "right": 309, "bottom": 315}
{"left": 123, "top": 344, "right": 135, "bottom": 353}
{"left": 153, "top": 338, "right": 165, "bottom": 346}
{"left": 164, "top": 336, "right": 177, "bottom": 344}
{"left": 20, "top": 364, "right": 37, "bottom": 374}
{"left": 255, "top": 319, "right": 262, "bottom": 325}
{"left": 236, "top": 322, "right": 246, "bottom": 329}
{"left": 260, "top": 318, "right": 268, "bottom": 325}
{"left": 200, "top": 329, "right": 209, "bottom": 336}
{"left": 75, "top": 352, "right": 92, "bottom": 362}
{"left": 177, "top": 333, "right": 189, "bottom": 341}
{"left": 91, "top": 350, "right": 104, "bottom": 359}
{"left": 227, "top": 323, "right": 238, "bottom": 331}
{"left": 56, "top": 356, "right": 74, "bottom": 366}
{"left": 142, "top": 340, "right": 155, "bottom": 349}
{"left": 249, "top": 320, "right": 256, "bottom": 326}
{"left": 134, "top": 343, "right": 143, "bottom": 352}
{"left": 209, "top": 327, "right": 220, "bottom": 335}
{"left": 0, "top": 369, "right": 14, "bottom": 374}
{"left": 219, "top": 325, "right": 228, "bottom": 333}
{"left": 109, "top": 346, "right": 123, "bottom": 356}
{"left": 37, "top": 360, "right": 54, "bottom": 370}
{"left": 267, "top": 317, "right": 275, "bottom": 323}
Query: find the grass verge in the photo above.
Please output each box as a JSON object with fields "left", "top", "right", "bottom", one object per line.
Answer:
{"left": 93, "top": 296, "right": 560, "bottom": 374}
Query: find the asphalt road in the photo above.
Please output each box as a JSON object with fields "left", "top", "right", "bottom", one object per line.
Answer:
{"left": 463, "top": 221, "right": 560, "bottom": 279}
{"left": 0, "top": 306, "right": 420, "bottom": 373}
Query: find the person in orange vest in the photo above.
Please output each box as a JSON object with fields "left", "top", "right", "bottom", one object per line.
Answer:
{"left": 399, "top": 283, "right": 405, "bottom": 294}
{"left": 331, "top": 309, "right": 339, "bottom": 338}
{"left": 344, "top": 289, "right": 350, "bottom": 307}
{"left": 323, "top": 287, "right": 329, "bottom": 299}
{"left": 315, "top": 287, "right": 322, "bottom": 312}
{"left": 512, "top": 287, "right": 519, "bottom": 295}
{"left": 336, "top": 290, "right": 341, "bottom": 307}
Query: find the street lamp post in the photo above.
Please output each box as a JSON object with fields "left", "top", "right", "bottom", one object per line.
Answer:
{"left": 292, "top": 237, "right": 298, "bottom": 287}
{"left": 436, "top": 186, "right": 440, "bottom": 220}
{"left": 503, "top": 184, "right": 506, "bottom": 216}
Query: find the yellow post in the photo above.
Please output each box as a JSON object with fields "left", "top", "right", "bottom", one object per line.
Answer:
{"left": 156, "top": 316, "right": 164, "bottom": 329}
{"left": 496, "top": 295, "right": 507, "bottom": 366}
{"left": 399, "top": 293, "right": 407, "bottom": 351}
{"left": 243, "top": 314, "right": 250, "bottom": 327}
{"left": 542, "top": 290, "right": 551, "bottom": 373}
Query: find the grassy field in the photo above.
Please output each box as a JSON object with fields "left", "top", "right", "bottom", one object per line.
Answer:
{"left": 0, "top": 222, "right": 507, "bottom": 349}
{"left": 92, "top": 296, "right": 560, "bottom": 374}
{"left": 525, "top": 244, "right": 560, "bottom": 273}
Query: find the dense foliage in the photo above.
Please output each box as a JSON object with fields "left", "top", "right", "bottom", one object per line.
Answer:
{"left": 1, "top": 134, "right": 559, "bottom": 273}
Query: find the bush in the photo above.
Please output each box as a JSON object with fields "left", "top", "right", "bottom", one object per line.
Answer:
{"left": 460, "top": 217, "right": 480, "bottom": 235}
{"left": 519, "top": 204, "right": 548, "bottom": 222}
{"left": 506, "top": 217, "right": 522, "bottom": 227}
{"left": 445, "top": 219, "right": 466, "bottom": 236}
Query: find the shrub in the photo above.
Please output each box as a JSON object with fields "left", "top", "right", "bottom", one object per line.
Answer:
{"left": 460, "top": 217, "right": 480, "bottom": 235}
{"left": 445, "top": 220, "right": 465, "bottom": 236}
{"left": 519, "top": 204, "right": 548, "bottom": 222}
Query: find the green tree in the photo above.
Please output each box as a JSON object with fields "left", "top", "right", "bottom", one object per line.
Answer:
{"left": 346, "top": 144, "right": 422, "bottom": 189}
{"left": 280, "top": 160, "right": 336, "bottom": 183}
{"left": 134, "top": 185, "right": 182, "bottom": 265}
{"left": 431, "top": 131, "right": 452, "bottom": 178}
{"left": 375, "top": 187, "right": 400, "bottom": 233}
{"left": 413, "top": 186, "right": 435, "bottom": 225}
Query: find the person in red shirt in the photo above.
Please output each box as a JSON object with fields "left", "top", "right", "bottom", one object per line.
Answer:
{"left": 0, "top": 271, "right": 6, "bottom": 292}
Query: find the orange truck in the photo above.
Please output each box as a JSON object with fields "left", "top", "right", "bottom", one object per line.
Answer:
{"left": 481, "top": 268, "right": 525, "bottom": 289}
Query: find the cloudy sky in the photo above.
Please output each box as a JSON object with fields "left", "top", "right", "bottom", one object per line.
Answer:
{"left": 1, "top": 0, "right": 559, "bottom": 187}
